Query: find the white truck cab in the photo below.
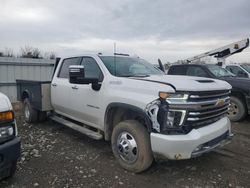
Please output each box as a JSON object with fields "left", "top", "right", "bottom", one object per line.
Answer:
{"left": 18, "top": 54, "right": 233, "bottom": 173}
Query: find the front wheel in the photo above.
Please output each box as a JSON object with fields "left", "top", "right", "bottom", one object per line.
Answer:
{"left": 228, "top": 96, "right": 246, "bottom": 122}
{"left": 111, "top": 120, "right": 153, "bottom": 173}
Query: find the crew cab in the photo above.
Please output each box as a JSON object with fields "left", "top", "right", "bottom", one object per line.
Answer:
{"left": 168, "top": 63, "right": 250, "bottom": 121}
{"left": 17, "top": 54, "right": 233, "bottom": 172}
{"left": 0, "top": 92, "right": 20, "bottom": 179}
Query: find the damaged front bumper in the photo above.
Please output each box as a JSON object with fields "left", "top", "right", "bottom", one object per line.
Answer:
{"left": 150, "top": 116, "right": 232, "bottom": 160}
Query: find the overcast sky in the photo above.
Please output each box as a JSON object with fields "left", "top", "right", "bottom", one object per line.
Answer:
{"left": 0, "top": 0, "right": 249, "bottom": 63}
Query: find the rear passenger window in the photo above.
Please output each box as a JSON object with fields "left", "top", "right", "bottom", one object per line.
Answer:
{"left": 58, "top": 57, "right": 82, "bottom": 78}
{"left": 186, "top": 66, "right": 207, "bottom": 77}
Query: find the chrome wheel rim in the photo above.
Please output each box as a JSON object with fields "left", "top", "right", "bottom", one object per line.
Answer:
{"left": 24, "top": 104, "right": 30, "bottom": 120}
{"left": 227, "top": 101, "right": 238, "bottom": 117}
{"left": 117, "top": 132, "right": 138, "bottom": 163}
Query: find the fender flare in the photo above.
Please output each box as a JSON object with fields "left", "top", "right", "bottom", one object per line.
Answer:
{"left": 104, "top": 102, "right": 152, "bottom": 140}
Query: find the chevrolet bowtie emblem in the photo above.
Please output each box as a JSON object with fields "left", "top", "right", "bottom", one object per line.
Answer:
{"left": 215, "top": 99, "right": 225, "bottom": 107}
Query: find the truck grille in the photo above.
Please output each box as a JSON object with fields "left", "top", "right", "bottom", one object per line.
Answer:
{"left": 186, "top": 90, "right": 230, "bottom": 128}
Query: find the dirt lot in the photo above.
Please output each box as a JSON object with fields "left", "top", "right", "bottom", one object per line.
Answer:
{"left": 0, "top": 112, "right": 250, "bottom": 188}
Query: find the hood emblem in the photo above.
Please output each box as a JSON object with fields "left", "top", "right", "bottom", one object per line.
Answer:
{"left": 215, "top": 99, "right": 225, "bottom": 107}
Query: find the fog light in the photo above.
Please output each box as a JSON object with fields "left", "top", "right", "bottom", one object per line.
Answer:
{"left": 194, "top": 145, "right": 203, "bottom": 152}
{"left": 0, "top": 126, "right": 14, "bottom": 138}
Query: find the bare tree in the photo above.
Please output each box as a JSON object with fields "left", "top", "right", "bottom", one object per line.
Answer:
{"left": 49, "top": 52, "right": 56, "bottom": 59}
{"left": 20, "top": 46, "right": 33, "bottom": 58}
{"left": 4, "top": 47, "right": 15, "bottom": 57}
{"left": 44, "top": 51, "right": 56, "bottom": 59}
{"left": 32, "top": 48, "right": 41, "bottom": 59}
{"left": 20, "top": 46, "right": 42, "bottom": 59}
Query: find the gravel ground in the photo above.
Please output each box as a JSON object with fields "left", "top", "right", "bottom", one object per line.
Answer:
{"left": 0, "top": 113, "right": 250, "bottom": 188}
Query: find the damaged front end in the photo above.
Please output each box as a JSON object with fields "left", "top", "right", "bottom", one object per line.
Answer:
{"left": 145, "top": 93, "right": 189, "bottom": 134}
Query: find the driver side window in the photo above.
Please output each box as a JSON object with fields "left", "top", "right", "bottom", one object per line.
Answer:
{"left": 81, "top": 57, "right": 104, "bottom": 81}
{"left": 226, "top": 66, "right": 242, "bottom": 75}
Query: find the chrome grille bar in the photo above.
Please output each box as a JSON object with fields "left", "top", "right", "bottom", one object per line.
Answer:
{"left": 189, "top": 91, "right": 230, "bottom": 99}
{"left": 187, "top": 109, "right": 228, "bottom": 121}
{"left": 189, "top": 105, "right": 229, "bottom": 116}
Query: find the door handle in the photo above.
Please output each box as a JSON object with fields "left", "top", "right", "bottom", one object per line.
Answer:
{"left": 72, "top": 85, "right": 79, "bottom": 90}
{"left": 52, "top": 83, "right": 57, "bottom": 87}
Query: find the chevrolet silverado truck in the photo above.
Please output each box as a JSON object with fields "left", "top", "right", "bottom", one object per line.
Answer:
{"left": 17, "top": 54, "right": 233, "bottom": 172}
{"left": 168, "top": 63, "right": 250, "bottom": 121}
{"left": 0, "top": 92, "right": 20, "bottom": 179}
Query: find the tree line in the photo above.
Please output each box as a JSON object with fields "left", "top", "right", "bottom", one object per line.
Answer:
{"left": 0, "top": 46, "right": 56, "bottom": 59}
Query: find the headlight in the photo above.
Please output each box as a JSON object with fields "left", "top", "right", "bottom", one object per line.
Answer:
{"left": 147, "top": 93, "right": 189, "bottom": 134}
{"left": 165, "top": 110, "right": 186, "bottom": 128}
{"left": 0, "top": 111, "right": 14, "bottom": 123}
{"left": 0, "top": 125, "right": 14, "bottom": 143}
{"left": 0, "top": 126, "right": 14, "bottom": 137}
{"left": 156, "top": 100, "right": 187, "bottom": 132}
{"left": 159, "top": 92, "right": 189, "bottom": 102}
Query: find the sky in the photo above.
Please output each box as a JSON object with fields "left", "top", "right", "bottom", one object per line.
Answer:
{"left": 0, "top": 0, "right": 249, "bottom": 64}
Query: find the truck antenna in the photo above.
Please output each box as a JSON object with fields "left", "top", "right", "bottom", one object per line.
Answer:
{"left": 114, "top": 42, "right": 117, "bottom": 76}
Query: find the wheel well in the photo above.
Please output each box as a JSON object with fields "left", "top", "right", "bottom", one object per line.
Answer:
{"left": 21, "top": 91, "right": 29, "bottom": 101}
{"left": 104, "top": 106, "right": 151, "bottom": 141}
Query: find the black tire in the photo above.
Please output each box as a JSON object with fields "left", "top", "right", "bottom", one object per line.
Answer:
{"left": 111, "top": 120, "right": 153, "bottom": 173}
{"left": 23, "top": 98, "right": 38, "bottom": 123}
{"left": 38, "top": 111, "right": 47, "bottom": 122}
{"left": 228, "top": 96, "right": 246, "bottom": 122}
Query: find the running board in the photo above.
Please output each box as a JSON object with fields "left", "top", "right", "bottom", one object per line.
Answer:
{"left": 50, "top": 115, "right": 103, "bottom": 140}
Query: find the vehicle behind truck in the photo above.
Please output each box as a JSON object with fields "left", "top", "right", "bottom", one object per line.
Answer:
{"left": 0, "top": 92, "right": 20, "bottom": 179}
{"left": 168, "top": 64, "right": 250, "bottom": 121}
{"left": 17, "top": 54, "right": 233, "bottom": 172}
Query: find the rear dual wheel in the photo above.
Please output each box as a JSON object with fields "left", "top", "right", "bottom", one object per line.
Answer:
{"left": 23, "top": 98, "right": 47, "bottom": 123}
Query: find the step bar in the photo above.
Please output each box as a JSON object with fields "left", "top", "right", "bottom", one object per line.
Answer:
{"left": 50, "top": 115, "right": 103, "bottom": 140}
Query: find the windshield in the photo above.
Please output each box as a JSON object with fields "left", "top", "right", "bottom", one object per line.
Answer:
{"left": 99, "top": 56, "right": 164, "bottom": 77}
{"left": 206, "top": 65, "right": 235, "bottom": 78}
{"left": 241, "top": 64, "right": 250, "bottom": 73}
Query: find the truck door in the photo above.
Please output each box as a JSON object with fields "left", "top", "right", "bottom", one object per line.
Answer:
{"left": 68, "top": 56, "right": 104, "bottom": 128}
{"left": 51, "top": 57, "right": 82, "bottom": 116}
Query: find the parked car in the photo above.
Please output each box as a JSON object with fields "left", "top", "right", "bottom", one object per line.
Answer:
{"left": 168, "top": 63, "right": 250, "bottom": 121}
{"left": 224, "top": 64, "right": 250, "bottom": 78}
{"left": 17, "top": 54, "right": 233, "bottom": 173}
{"left": 0, "top": 92, "right": 20, "bottom": 179}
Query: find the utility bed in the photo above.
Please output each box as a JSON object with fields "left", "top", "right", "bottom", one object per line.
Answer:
{"left": 16, "top": 80, "right": 53, "bottom": 111}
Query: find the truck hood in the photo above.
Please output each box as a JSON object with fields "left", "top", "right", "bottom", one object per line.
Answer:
{"left": 221, "top": 77, "right": 250, "bottom": 91}
{"left": 139, "top": 75, "right": 232, "bottom": 91}
{"left": 0, "top": 92, "right": 12, "bottom": 112}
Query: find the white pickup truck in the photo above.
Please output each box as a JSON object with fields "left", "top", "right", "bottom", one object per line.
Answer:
{"left": 17, "top": 54, "right": 233, "bottom": 172}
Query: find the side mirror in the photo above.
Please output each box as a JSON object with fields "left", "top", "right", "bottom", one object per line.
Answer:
{"left": 69, "top": 65, "right": 101, "bottom": 90}
{"left": 158, "top": 59, "right": 165, "bottom": 73}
